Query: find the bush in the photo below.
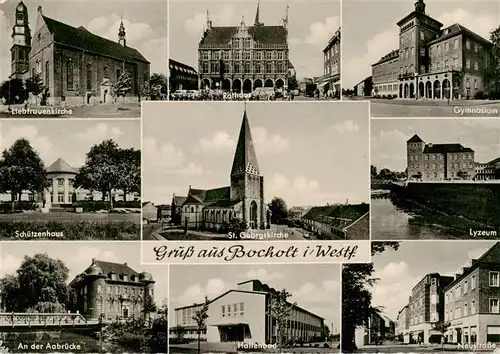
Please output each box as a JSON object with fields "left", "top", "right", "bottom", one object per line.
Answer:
{"left": 0, "top": 201, "right": 38, "bottom": 214}
{"left": 474, "top": 91, "right": 486, "bottom": 99}
{"left": 26, "top": 301, "right": 66, "bottom": 313}
{"left": 0, "top": 220, "right": 140, "bottom": 240}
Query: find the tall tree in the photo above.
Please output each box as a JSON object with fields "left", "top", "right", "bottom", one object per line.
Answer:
{"left": 3, "top": 253, "right": 70, "bottom": 312}
{"left": 267, "top": 289, "right": 296, "bottom": 350}
{"left": 0, "top": 138, "right": 47, "bottom": 212}
{"left": 0, "top": 78, "right": 26, "bottom": 105}
{"left": 116, "top": 148, "right": 141, "bottom": 201}
{"left": 74, "top": 139, "right": 122, "bottom": 210}
{"left": 143, "top": 293, "right": 157, "bottom": 322}
{"left": 269, "top": 197, "right": 288, "bottom": 224}
{"left": 484, "top": 27, "right": 500, "bottom": 96}
{"left": 111, "top": 71, "right": 133, "bottom": 110}
{"left": 342, "top": 242, "right": 399, "bottom": 352}
{"left": 371, "top": 165, "right": 378, "bottom": 179}
{"left": 192, "top": 297, "right": 209, "bottom": 354}
{"left": 0, "top": 275, "right": 21, "bottom": 311}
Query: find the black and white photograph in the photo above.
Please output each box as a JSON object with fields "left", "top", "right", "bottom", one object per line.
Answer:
{"left": 142, "top": 102, "right": 369, "bottom": 242}
{"left": 169, "top": 264, "right": 340, "bottom": 354}
{"left": 0, "top": 241, "right": 168, "bottom": 353}
{"left": 0, "top": 119, "right": 141, "bottom": 240}
{"left": 0, "top": 0, "right": 168, "bottom": 118}
{"left": 342, "top": 241, "right": 500, "bottom": 353}
{"left": 342, "top": 0, "right": 500, "bottom": 117}
{"left": 168, "top": 0, "right": 340, "bottom": 101}
{"left": 371, "top": 119, "right": 500, "bottom": 240}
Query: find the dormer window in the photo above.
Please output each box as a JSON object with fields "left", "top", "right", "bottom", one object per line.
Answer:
{"left": 123, "top": 274, "right": 128, "bottom": 281}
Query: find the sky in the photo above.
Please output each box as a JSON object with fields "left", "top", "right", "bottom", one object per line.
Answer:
{"left": 168, "top": 0, "right": 340, "bottom": 79}
{"left": 371, "top": 119, "right": 500, "bottom": 172}
{"left": 342, "top": 0, "right": 500, "bottom": 88}
{"left": 169, "top": 264, "right": 341, "bottom": 334}
{"left": 142, "top": 101, "right": 370, "bottom": 207}
{"left": 0, "top": 0, "right": 168, "bottom": 80}
{"left": 0, "top": 242, "right": 169, "bottom": 308}
{"left": 0, "top": 119, "right": 141, "bottom": 168}
{"left": 370, "top": 241, "right": 497, "bottom": 322}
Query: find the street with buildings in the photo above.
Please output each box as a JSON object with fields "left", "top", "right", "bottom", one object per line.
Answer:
{"left": 350, "top": 242, "right": 500, "bottom": 353}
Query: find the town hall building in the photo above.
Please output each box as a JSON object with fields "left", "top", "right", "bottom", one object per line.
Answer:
{"left": 198, "top": 2, "right": 294, "bottom": 93}
{"left": 174, "top": 108, "right": 270, "bottom": 231}
{"left": 10, "top": 2, "right": 150, "bottom": 106}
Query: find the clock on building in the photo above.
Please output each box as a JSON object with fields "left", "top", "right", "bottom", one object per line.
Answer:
{"left": 15, "top": 27, "right": 25, "bottom": 34}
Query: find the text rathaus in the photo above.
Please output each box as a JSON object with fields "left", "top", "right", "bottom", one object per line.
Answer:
{"left": 198, "top": 2, "right": 293, "bottom": 93}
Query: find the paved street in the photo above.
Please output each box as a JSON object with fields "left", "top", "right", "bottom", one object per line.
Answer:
{"left": 355, "top": 343, "right": 499, "bottom": 353}
{"left": 293, "top": 96, "right": 339, "bottom": 101}
{"left": 366, "top": 99, "right": 500, "bottom": 117}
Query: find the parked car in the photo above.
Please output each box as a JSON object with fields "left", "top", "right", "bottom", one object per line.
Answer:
{"left": 187, "top": 90, "right": 200, "bottom": 100}
{"left": 171, "top": 89, "right": 188, "bottom": 100}
{"left": 252, "top": 87, "right": 275, "bottom": 100}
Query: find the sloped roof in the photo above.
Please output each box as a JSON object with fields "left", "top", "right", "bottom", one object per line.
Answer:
{"left": 204, "top": 200, "right": 241, "bottom": 208}
{"left": 372, "top": 49, "right": 399, "bottom": 66}
{"left": 200, "top": 25, "right": 287, "bottom": 45}
{"left": 46, "top": 157, "right": 77, "bottom": 174}
{"left": 169, "top": 59, "right": 198, "bottom": 75}
{"left": 231, "top": 110, "right": 260, "bottom": 176}
{"left": 427, "top": 23, "right": 491, "bottom": 46}
{"left": 303, "top": 204, "right": 369, "bottom": 229}
{"left": 173, "top": 196, "right": 187, "bottom": 206}
{"left": 407, "top": 134, "right": 424, "bottom": 143}
{"left": 84, "top": 260, "right": 139, "bottom": 279}
{"left": 185, "top": 187, "right": 231, "bottom": 205}
{"left": 423, "top": 143, "right": 474, "bottom": 154}
{"left": 42, "top": 15, "right": 149, "bottom": 63}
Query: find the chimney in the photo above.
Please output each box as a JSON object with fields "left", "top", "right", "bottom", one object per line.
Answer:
{"left": 37, "top": 6, "right": 43, "bottom": 15}
{"left": 91, "top": 258, "right": 96, "bottom": 264}
{"left": 428, "top": 143, "right": 433, "bottom": 147}
{"left": 124, "top": 262, "right": 128, "bottom": 266}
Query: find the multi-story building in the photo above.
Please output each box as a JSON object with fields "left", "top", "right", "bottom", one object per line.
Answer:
{"left": 406, "top": 134, "right": 475, "bottom": 181}
{"left": 396, "top": 304, "right": 411, "bottom": 343}
{"left": 371, "top": 0, "right": 492, "bottom": 100}
{"left": 354, "top": 76, "right": 373, "bottom": 97}
{"left": 474, "top": 158, "right": 500, "bottom": 181}
{"left": 407, "top": 273, "right": 454, "bottom": 344}
{"left": 169, "top": 59, "right": 198, "bottom": 92}
{"left": 354, "top": 312, "right": 385, "bottom": 347}
{"left": 302, "top": 204, "right": 370, "bottom": 239}
{"left": 372, "top": 50, "right": 399, "bottom": 97}
{"left": 69, "top": 259, "right": 155, "bottom": 322}
{"left": 444, "top": 242, "right": 500, "bottom": 346}
{"left": 0, "top": 157, "right": 139, "bottom": 210}
{"left": 171, "top": 279, "right": 325, "bottom": 344}
{"left": 316, "top": 27, "right": 341, "bottom": 97}
{"left": 198, "top": 3, "right": 292, "bottom": 93}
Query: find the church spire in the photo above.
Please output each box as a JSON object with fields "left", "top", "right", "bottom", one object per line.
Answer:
{"left": 254, "top": 0, "right": 263, "bottom": 26}
{"left": 118, "top": 16, "right": 126, "bottom": 47}
{"left": 231, "top": 107, "right": 260, "bottom": 177}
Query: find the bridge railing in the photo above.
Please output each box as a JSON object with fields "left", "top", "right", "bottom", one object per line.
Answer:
{"left": 0, "top": 313, "right": 88, "bottom": 327}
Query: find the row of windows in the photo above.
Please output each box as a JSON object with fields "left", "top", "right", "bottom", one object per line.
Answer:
{"left": 374, "top": 84, "right": 399, "bottom": 92}
{"left": 221, "top": 302, "right": 245, "bottom": 317}
{"left": 325, "top": 62, "right": 340, "bottom": 76}
{"left": 325, "top": 43, "right": 340, "bottom": 59}
{"left": 409, "top": 153, "right": 473, "bottom": 161}
{"left": 445, "top": 298, "right": 500, "bottom": 321}
{"left": 79, "top": 284, "right": 146, "bottom": 296}
{"left": 200, "top": 50, "right": 287, "bottom": 61}
{"left": 446, "top": 272, "right": 499, "bottom": 304}
{"left": 200, "top": 61, "right": 286, "bottom": 74}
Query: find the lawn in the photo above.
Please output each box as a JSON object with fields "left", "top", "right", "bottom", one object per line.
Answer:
{"left": 0, "top": 212, "right": 141, "bottom": 240}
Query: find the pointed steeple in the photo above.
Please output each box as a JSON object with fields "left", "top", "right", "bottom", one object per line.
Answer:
{"left": 231, "top": 107, "right": 260, "bottom": 177}
{"left": 118, "top": 16, "right": 126, "bottom": 47}
{"left": 254, "top": 0, "right": 263, "bottom": 26}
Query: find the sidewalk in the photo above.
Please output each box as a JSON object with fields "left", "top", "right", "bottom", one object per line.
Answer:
{"left": 369, "top": 98, "right": 500, "bottom": 107}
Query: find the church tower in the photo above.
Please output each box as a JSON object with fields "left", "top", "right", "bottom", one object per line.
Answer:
{"left": 118, "top": 19, "right": 126, "bottom": 47}
{"left": 10, "top": 1, "right": 31, "bottom": 79}
{"left": 230, "top": 108, "right": 266, "bottom": 229}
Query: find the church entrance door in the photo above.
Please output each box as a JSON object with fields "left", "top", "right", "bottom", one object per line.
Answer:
{"left": 100, "top": 79, "right": 112, "bottom": 104}
{"left": 250, "top": 201, "right": 258, "bottom": 229}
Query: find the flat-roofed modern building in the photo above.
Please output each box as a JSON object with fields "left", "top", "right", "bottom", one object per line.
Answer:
{"left": 443, "top": 242, "right": 500, "bottom": 346}
{"left": 171, "top": 279, "right": 325, "bottom": 344}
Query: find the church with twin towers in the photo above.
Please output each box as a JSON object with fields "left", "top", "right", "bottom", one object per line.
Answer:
{"left": 197, "top": 1, "right": 294, "bottom": 93}
{"left": 174, "top": 107, "right": 270, "bottom": 231}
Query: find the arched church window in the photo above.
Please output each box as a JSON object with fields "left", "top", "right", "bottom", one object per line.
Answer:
{"left": 103, "top": 66, "right": 109, "bottom": 78}
{"left": 86, "top": 63, "right": 92, "bottom": 90}
{"left": 190, "top": 207, "right": 194, "bottom": 213}
{"left": 67, "top": 60, "right": 73, "bottom": 90}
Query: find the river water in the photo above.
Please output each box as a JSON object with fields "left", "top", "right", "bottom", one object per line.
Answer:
{"left": 0, "top": 330, "right": 129, "bottom": 353}
{"left": 371, "top": 192, "right": 459, "bottom": 239}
